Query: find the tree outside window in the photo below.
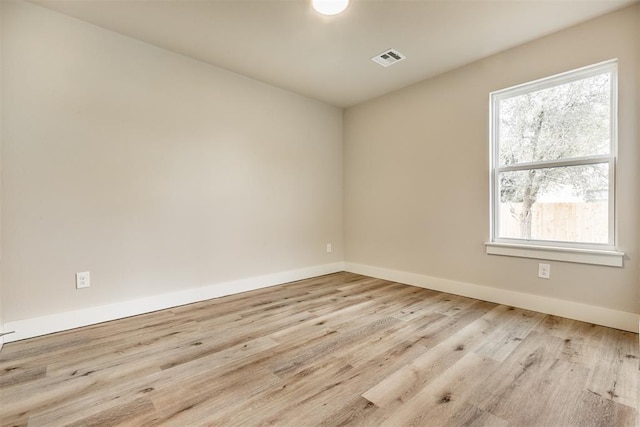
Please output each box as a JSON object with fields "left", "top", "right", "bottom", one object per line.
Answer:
{"left": 490, "top": 61, "right": 616, "bottom": 249}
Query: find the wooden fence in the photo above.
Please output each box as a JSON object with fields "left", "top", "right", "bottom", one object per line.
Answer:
{"left": 499, "top": 202, "right": 608, "bottom": 243}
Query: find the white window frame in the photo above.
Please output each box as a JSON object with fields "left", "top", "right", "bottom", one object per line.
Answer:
{"left": 485, "top": 60, "right": 624, "bottom": 267}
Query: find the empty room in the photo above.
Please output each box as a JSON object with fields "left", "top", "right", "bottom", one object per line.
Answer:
{"left": 1, "top": 0, "right": 639, "bottom": 425}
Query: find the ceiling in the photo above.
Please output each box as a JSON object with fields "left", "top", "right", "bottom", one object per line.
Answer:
{"left": 28, "top": 0, "right": 637, "bottom": 108}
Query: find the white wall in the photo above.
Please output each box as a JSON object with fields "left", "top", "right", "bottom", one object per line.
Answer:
{"left": 2, "top": 0, "right": 638, "bottom": 341}
{"left": 0, "top": 0, "right": 4, "bottom": 350}
{"left": 344, "top": 5, "right": 640, "bottom": 316}
{"left": 637, "top": 4, "right": 640, "bottom": 333}
{"left": 1, "top": 0, "right": 343, "bottom": 324}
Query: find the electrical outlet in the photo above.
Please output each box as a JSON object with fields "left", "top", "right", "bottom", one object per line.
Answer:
{"left": 326, "top": 243, "right": 332, "bottom": 253}
{"left": 538, "top": 263, "right": 550, "bottom": 280}
{"left": 76, "top": 271, "right": 90, "bottom": 289}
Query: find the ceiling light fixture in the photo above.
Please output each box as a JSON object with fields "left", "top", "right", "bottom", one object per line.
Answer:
{"left": 312, "top": 0, "right": 350, "bottom": 16}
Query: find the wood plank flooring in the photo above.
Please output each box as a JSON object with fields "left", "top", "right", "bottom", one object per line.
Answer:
{"left": 1, "top": 272, "right": 638, "bottom": 426}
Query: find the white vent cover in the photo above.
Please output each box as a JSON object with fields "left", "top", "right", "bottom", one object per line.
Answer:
{"left": 371, "top": 49, "right": 406, "bottom": 67}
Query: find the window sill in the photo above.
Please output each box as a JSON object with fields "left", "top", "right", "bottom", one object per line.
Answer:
{"left": 485, "top": 242, "right": 624, "bottom": 267}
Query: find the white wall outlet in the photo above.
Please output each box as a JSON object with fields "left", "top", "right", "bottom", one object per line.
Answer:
{"left": 326, "top": 243, "right": 332, "bottom": 253}
{"left": 538, "top": 263, "right": 550, "bottom": 280}
{"left": 76, "top": 271, "right": 90, "bottom": 289}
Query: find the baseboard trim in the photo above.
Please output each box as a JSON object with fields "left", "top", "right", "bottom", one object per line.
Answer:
{"left": 5, "top": 261, "right": 637, "bottom": 343}
{"left": 3, "top": 262, "right": 345, "bottom": 343}
{"left": 345, "top": 262, "right": 639, "bottom": 333}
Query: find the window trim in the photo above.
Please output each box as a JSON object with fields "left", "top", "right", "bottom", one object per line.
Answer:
{"left": 486, "top": 60, "right": 624, "bottom": 267}
{"left": 485, "top": 242, "right": 624, "bottom": 267}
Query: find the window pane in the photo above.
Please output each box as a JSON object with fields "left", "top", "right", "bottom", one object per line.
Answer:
{"left": 498, "top": 73, "right": 610, "bottom": 166}
{"left": 498, "top": 163, "right": 609, "bottom": 244}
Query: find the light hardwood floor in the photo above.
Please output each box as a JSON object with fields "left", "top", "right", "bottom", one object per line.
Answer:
{"left": 1, "top": 272, "right": 638, "bottom": 426}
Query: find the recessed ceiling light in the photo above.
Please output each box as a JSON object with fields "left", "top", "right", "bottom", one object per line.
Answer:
{"left": 312, "top": 0, "right": 350, "bottom": 16}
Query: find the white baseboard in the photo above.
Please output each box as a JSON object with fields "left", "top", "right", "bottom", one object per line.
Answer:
{"left": 5, "top": 260, "right": 637, "bottom": 343}
{"left": 3, "top": 262, "right": 345, "bottom": 343}
{"left": 345, "top": 262, "right": 640, "bottom": 333}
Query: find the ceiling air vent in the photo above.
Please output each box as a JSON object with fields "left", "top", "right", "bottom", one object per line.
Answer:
{"left": 371, "top": 49, "right": 406, "bottom": 67}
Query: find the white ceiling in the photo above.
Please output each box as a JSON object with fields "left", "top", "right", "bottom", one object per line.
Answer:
{"left": 29, "top": 0, "right": 637, "bottom": 107}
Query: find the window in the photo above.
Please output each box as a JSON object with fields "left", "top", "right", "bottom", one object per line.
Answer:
{"left": 486, "top": 60, "right": 624, "bottom": 267}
